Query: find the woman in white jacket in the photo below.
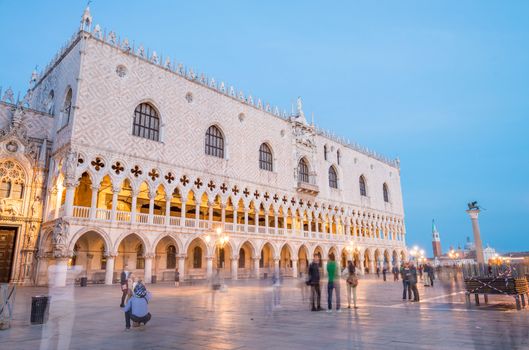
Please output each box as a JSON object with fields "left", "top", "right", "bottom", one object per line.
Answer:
{"left": 342, "top": 261, "right": 359, "bottom": 309}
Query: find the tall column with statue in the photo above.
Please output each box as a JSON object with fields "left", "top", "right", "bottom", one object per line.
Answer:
{"left": 466, "top": 201, "right": 485, "bottom": 265}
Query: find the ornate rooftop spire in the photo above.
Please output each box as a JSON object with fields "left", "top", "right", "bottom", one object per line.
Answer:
{"left": 80, "top": 3, "right": 93, "bottom": 31}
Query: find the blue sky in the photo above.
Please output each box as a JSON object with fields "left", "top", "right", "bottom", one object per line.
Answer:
{"left": 1, "top": 1, "right": 528, "bottom": 255}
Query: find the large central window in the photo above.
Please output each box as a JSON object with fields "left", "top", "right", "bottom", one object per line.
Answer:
{"left": 298, "top": 158, "right": 309, "bottom": 183}
{"left": 205, "top": 125, "right": 224, "bottom": 158}
{"left": 329, "top": 166, "right": 338, "bottom": 189}
{"left": 259, "top": 143, "right": 273, "bottom": 171}
{"left": 133, "top": 103, "right": 160, "bottom": 141}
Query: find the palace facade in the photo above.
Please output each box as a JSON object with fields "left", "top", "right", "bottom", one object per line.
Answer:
{"left": 0, "top": 7, "right": 407, "bottom": 286}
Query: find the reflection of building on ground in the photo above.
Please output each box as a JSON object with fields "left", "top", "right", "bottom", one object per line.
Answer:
{"left": 0, "top": 7, "right": 407, "bottom": 286}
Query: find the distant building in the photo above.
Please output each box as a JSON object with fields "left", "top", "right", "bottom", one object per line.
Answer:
{"left": 431, "top": 219, "right": 442, "bottom": 258}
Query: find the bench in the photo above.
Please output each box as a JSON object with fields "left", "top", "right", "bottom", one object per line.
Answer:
{"left": 464, "top": 277, "right": 529, "bottom": 310}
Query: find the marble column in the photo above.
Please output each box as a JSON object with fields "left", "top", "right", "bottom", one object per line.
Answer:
{"left": 105, "top": 254, "right": 115, "bottom": 285}
{"left": 274, "top": 212, "right": 279, "bottom": 235}
{"left": 273, "top": 258, "right": 280, "bottom": 275}
{"left": 110, "top": 186, "right": 120, "bottom": 223}
{"left": 244, "top": 209, "right": 249, "bottom": 233}
{"left": 253, "top": 257, "right": 260, "bottom": 278}
{"left": 50, "top": 257, "right": 69, "bottom": 287}
{"left": 322, "top": 259, "right": 328, "bottom": 277}
{"left": 180, "top": 202, "right": 186, "bottom": 227}
{"left": 144, "top": 254, "right": 154, "bottom": 283}
{"left": 165, "top": 194, "right": 172, "bottom": 225}
{"left": 292, "top": 259, "right": 298, "bottom": 278}
{"left": 178, "top": 255, "right": 186, "bottom": 281}
{"left": 89, "top": 185, "right": 99, "bottom": 219}
{"left": 231, "top": 258, "right": 238, "bottom": 280}
{"left": 359, "top": 254, "right": 365, "bottom": 275}
{"left": 63, "top": 185, "right": 76, "bottom": 217}
{"left": 148, "top": 189, "right": 156, "bottom": 225}
{"left": 130, "top": 189, "right": 138, "bottom": 224}
{"left": 206, "top": 257, "right": 213, "bottom": 279}
{"left": 466, "top": 209, "right": 485, "bottom": 264}
{"left": 254, "top": 211, "right": 259, "bottom": 233}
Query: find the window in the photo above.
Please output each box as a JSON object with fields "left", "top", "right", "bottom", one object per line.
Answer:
{"left": 298, "top": 158, "right": 309, "bottom": 183}
{"left": 0, "top": 181, "right": 11, "bottom": 198}
{"left": 193, "top": 246, "right": 202, "bottom": 268}
{"left": 329, "top": 166, "right": 338, "bottom": 189}
{"left": 259, "top": 143, "right": 273, "bottom": 171}
{"left": 133, "top": 103, "right": 160, "bottom": 141}
{"left": 324, "top": 145, "right": 328, "bottom": 160}
{"left": 167, "top": 245, "right": 177, "bottom": 269}
{"left": 60, "top": 88, "right": 72, "bottom": 129}
{"left": 11, "top": 183, "right": 24, "bottom": 199}
{"left": 337, "top": 150, "right": 341, "bottom": 165}
{"left": 359, "top": 176, "right": 367, "bottom": 197}
{"left": 205, "top": 125, "right": 224, "bottom": 158}
{"left": 383, "top": 183, "right": 390, "bottom": 203}
{"left": 238, "top": 248, "right": 245, "bottom": 268}
{"left": 136, "top": 244, "right": 145, "bottom": 269}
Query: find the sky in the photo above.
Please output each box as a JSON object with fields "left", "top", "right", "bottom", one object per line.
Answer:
{"left": 1, "top": 1, "right": 528, "bottom": 255}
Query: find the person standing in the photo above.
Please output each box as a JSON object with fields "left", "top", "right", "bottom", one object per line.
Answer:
{"left": 342, "top": 261, "right": 358, "bottom": 309}
{"left": 392, "top": 266, "right": 399, "bottom": 281}
{"left": 376, "top": 266, "right": 380, "bottom": 278}
{"left": 308, "top": 253, "right": 322, "bottom": 311}
{"left": 174, "top": 268, "right": 180, "bottom": 287}
{"left": 326, "top": 253, "right": 341, "bottom": 312}
{"left": 120, "top": 265, "right": 131, "bottom": 307}
{"left": 401, "top": 263, "right": 411, "bottom": 301}
{"left": 409, "top": 262, "right": 420, "bottom": 302}
{"left": 382, "top": 264, "right": 387, "bottom": 282}
{"left": 428, "top": 264, "right": 435, "bottom": 287}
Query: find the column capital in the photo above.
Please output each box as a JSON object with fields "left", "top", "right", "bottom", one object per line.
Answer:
{"left": 144, "top": 253, "right": 155, "bottom": 259}
{"left": 165, "top": 194, "right": 173, "bottom": 202}
{"left": 105, "top": 252, "right": 118, "bottom": 258}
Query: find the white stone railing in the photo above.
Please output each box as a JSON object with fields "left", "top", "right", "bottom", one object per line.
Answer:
{"left": 69, "top": 205, "right": 405, "bottom": 245}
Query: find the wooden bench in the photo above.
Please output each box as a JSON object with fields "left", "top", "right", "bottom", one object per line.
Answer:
{"left": 464, "top": 277, "right": 529, "bottom": 310}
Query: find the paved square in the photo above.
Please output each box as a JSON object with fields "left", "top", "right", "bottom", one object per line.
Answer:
{"left": 1, "top": 276, "right": 528, "bottom": 349}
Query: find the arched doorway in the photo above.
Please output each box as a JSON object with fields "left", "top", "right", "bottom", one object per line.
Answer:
{"left": 154, "top": 236, "right": 179, "bottom": 281}
{"left": 116, "top": 233, "right": 147, "bottom": 281}
{"left": 259, "top": 242, "right": 275, "bottom": 277}
{"left": 298, "top": 245, "right": 309, "bottom": 275}
{"left": 69, "top": 230, "right": 108, "bottom": 283}
{"left": 186, "top": 237, "right": 207, "bottom": 280}
{"left": 279, "top": 244, "right": 293, "bottom": 276}
{"left": 238, "top": 241, "right": 254, "bottom": 279}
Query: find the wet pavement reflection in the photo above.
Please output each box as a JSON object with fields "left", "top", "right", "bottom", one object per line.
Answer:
{"left": 1, "top": 273, "right": 529, "bottom": 349}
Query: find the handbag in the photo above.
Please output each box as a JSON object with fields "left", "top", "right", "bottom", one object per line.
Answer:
{"left": 347, "top": 274, "right": 359, "bottom": 288}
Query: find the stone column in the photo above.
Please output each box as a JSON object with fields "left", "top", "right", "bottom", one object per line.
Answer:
{"left": 180, "top": 202, "right": 186, "bottom": 226}
{"left": 231, "top": 258, "right": 238, "bottom": 280}
{"left": 369, "top": 258, "right": 375, "bottom": 274}
{"left": 63, "top": 185, "right": 76, "bottom": 217}
{"left": 165, "top": 194, "right": 172, "bottom": 225}
{"left": 292, "top": 259, "right": 298, "bottom": 278}
{"left": 130, "top": 189, "right": 138, "bottom": 224}
{"left": 233, "top": 208, "right": 238, "bottom": 229}
{"left": 253, "top": 257, "right": 260, "bottom": 278}
{"left": 359, "top": 253, "right": 365, "bottom": 275}
{"left": 148, "top": 189, "right": 156, "bottom": 224}
{"left": 221, "top": 204, "right": 226, "bottom": 226}
{"left": 466, "top": 209, "right": 485, "bottom": 264}
{"left": 321, "top": 259, "right": 328, "bottom": 277}
{"left": 244, "top": 208, "right": 249, "bottom": 233}
{"left": 143, "top": 254, "right": 154, "bottom": 283}
{"left": 195, "top": 204, "right": 200, "bottom": 226}
{"left": 178, "top": 255, "right": 186, "bottom": 281}
{"left": 274, "top": 211, "right": 279, "bottom": 235}
{"left": 206, "top": 257, "right": 213, "bottom": 279}
{"left": 283, "top": 216, "right": 288, "bottom": 233}
{"left": 208, "top": 203, "right": 214, "bottom": 228}
{"left": 105, "top": 254, "right": 116, "bottom": 285}
{"left": 50, "top": 256, "right": 69, "bottom": 287}
{"left": 264, "top": 211, "right": 269, "bottom": 234}
{"left": 54, "top": 187, "right": 62, "bottom": 219}
{"left": 89, "top": 185, "right": 99, "bottom": 219}
{"left": 254, "top": 211, "right": 259, "bottom": 233}
{"left": 308, "top": 218, "right": 312, "bottom": 237}
{"left": 110, "top": 186, "right": 120, "bottom": 223}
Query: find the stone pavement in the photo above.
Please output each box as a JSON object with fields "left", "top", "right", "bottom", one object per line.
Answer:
{"left": 1, "top": 275, "right": 528, "bottom": 350}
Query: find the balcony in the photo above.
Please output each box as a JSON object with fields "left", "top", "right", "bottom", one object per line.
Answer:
{"left": 60, "top": 206, "right": 411, "bottom": 247}
{"left": 296, "top": 181, "right": 319, "bottom": 195}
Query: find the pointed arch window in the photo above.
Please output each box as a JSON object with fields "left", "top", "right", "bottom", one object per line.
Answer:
{"left": 193, "top": 246, "right": 202, "bottom": 268}
{"left": 259, "top": 143, "right": 273, "bottom": 171}
{"left": 167, "top": 245, "right": 177, "bottom": 269}
{"left": 383, "top": 183, "right": 390, "bottom": 203}
{"left": 205, "top": 125, "right": 224, "bottom": 158}
{"left": 359, "top": 176, "right": 367, "bottom": 197}
{"left": 328, "top": 166, "right": 338, "bottom": 189}
{"left": 298, "top": 158, "right": 309, "bottom": 183}
{"left": 60, "top": 88, "right": 72, "bottom": 129}
{"left": 133, "top": 103, "right": 160, "bottom": 141}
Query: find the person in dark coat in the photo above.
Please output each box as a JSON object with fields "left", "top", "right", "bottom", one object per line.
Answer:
{"left": 427, "top": 264, "right": 435, "bottom": 287}
{"left": 307, "top": 253, "right": 322, "bottom": 311}
{"left": 400, "top": 263, "right": 411, "bottom": 300}
{"left": 392, "top": 266, "right": 399, "bottom": 281}
{"left": 409, "top": 263, "right": 420, "bottom": 302}
{"left": 120, "top": 265, "right": 131, "bottom": 307}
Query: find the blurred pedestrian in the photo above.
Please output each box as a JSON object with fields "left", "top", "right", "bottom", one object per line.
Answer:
{"left": 401, "top": 263, "right": 411, "bottom": 300}
{"left": 174, "top": 268, "right": 180, "bottom": 287}
{"left": 428, "top": 264, "right": 435, "bottom": 287}
{"left": 308, "top": 253, "right": 322, "bottom": 311}
{"left": 392, "top": 266, "right": 399, "bottom": 281}
{"left": 119, "top": 265, "right": 131, "bottom": 307}
{"left": 326, "top": 253, "right": 341, "bottom": 312}
{"left": 376, "top": 266, "right": 380, "bottom": 278}
{"left": 342, "top": 260, "right": 358, "bottom": 309}
{"left": 410, "top": 263, "right": 420, "bottom": 302}
{"left": 382, "top": 264, "right": 387, "bottom": 282}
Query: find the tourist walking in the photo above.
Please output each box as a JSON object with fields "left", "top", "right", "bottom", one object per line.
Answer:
{"left": 382, "top": 264, "right": 387, "bottom": 282}
{"left": 423, "top": 264, "right": 431, "bottom": 287}
{"left": 174, "top": 268, "right": 180, "bottom": 287}
{"left": 123, "top": 282, "right": 152, "bottom": 330}
{"left": 342, "top": 261, "right": 358, "bottom": 309}
{"left": 427, "top": 264, "right": 435, "bottom": 287}
{"left": 376, "top": 266, "right": 380, "bottom": 278}
{"left": 392, "top": 266, "right": 399, "bottom": 281}
{"left": 409, "top": 263, "right": 420, "bottom": 302}
{"left": 401, "top": 263, "right": 411, "bottom": 300}
{"left": 307, "top": 253, "right": 322, "bottom": 311}
{"left": 120, "top": 265, "right": 131, "bottom": 307}
{"left": 326, "top": 253, "right": 341, "bottom": 312}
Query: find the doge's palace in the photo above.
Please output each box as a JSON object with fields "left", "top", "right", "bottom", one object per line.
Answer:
{"left": 0, "top": 7, "right": 406, "bottom": 286}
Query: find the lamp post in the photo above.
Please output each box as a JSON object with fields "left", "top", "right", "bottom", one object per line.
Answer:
{"left": 206, "top": 227, "right": 229, "bottom": 290}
